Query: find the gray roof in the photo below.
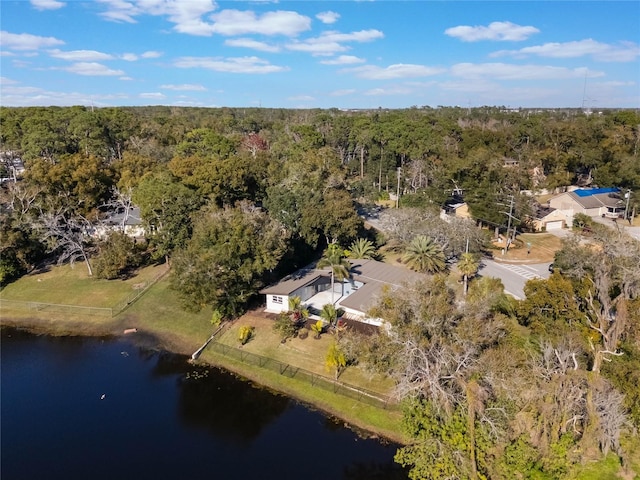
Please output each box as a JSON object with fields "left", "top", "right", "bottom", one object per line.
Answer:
{"left": 260, "top": 269, "right": 323, "bottom": 295}
{"left": 569, "top": 191, "right": 624, "bottom": 210}
{"left": 261, "top": 259, "right": 425, "bottom": 313}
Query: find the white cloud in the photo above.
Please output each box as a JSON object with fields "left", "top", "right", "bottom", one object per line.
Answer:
{"left": 445, "top": 21, "right": 539, "bottom": 42}
{"left": 0, "top": 30, "right": 64, "bottom": 50}
{"left": 0, "top": 76, "right": 19, "bottom": 85}
{"left": 63, "top": 62, "right": 125, "bottom": 76}
{"left": 316, "top": 11, "right": 340, "bottom": 24}
{"left": 330, "top": 89, "right": 356, "bottom": 96}
{"left": 491, "top": 39, "right": 640, "bottom": 62}
{"left": 211, "top": 10, "right": 311, "bottom": 36}
{"left": 288, "top": 95, "right": 315, "bottom": 101}
{"left": 119, "top": 76, "right": 133, "bottom": 81}
{"left": 49, "top": 49, "right": 114, "bottom": 61}
{"left": 30, "top": 0, "right": 65, "bottom": 10}
{"left": 139, "top": 92, "right": 166, "bottom": 99}
{"left": 345, "top": 64, "right": 445, "bottom": 80}
{"left": 160, "top": 83, "right": 207, "bottom": 91}
{"left": 286, "top": 29, "right": 383, "bottom": 56}
{"left": 174, "top": 56, "right": 288, "bottom": 74}
{"left": 141, "top": 50, "right": 163, "bottom": 58}
{"left": 98, "top": 0, "right": 218, "bottom": 36}
{"left": 364, "top": 86, "right": 413, "bottom": 96}
{"left": 450, "top": 62, "right": 605, "bottom": 80}
{"left": 0, "top": 84, "right": 129, "bottom": 106}
{"left": 320, "top": 55, "right": 365, "bottom": 65}
{"left": 121, "top": 53, "right": 138, "bottom": 61}
{"left": 224, "top": 38, "right": 281, "bottom": 53}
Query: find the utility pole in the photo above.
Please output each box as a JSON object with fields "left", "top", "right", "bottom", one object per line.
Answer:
{"left": 499, "top": 195, "right": 519, "bottom": 252}
{"left": 396, "top": 167, "right": 401, "bottom": 208}
{"left": 624, "top": 189, "right": 632, "bottom": 222}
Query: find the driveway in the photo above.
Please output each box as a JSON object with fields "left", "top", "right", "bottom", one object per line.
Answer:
{"left": 478, "top": 259, "right": 552, "bottom": 300}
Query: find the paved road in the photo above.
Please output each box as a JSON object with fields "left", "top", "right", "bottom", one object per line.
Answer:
{"left": 479, "top": 259, "right": 552, "bottom": 300}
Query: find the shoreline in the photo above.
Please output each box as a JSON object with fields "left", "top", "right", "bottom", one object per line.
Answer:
{"left": 0, "top": 315, "right": 407, "bottom": 446}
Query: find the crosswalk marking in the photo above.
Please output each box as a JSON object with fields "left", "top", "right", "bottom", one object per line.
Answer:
{"left": 498, "top": 264, "right": 541, "bottom": 280}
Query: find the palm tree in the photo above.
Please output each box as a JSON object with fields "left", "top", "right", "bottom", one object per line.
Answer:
{"left": 458, "top": 252, "right": 480, "bottom": 296}
{"left": 325, "top": 341, "right": 347, "bottom": 380}
{"left": 402, "top": 235, "right": 446, "bottom": 273}
{"left": 348, "top": 238, "right": 376, "bottom": 259}
{"left": 317, "top": 243, "right": 351, "bottom": 303}
{"left": 320, "top": 303, "right": 338, "bottom": 327}
{"left": 288, "top": 295, "right": 309, "bottom": 324}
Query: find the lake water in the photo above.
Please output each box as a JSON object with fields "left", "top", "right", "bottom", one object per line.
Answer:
{"left": 1, "top": 328, "right": 406, "bottom": 480}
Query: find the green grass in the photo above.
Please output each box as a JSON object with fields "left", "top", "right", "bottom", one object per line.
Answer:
{"left": 0, "top": 263, "right": 166, "bottom": 307}
{"left": 0, "top": 264, "right": 405, "bottom": 442}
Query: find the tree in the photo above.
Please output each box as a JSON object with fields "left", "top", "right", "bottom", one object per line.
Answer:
{"left": 402, "top": 235, "right": 446, "bottom": 273}
{"left": 347, "top": 238, "right": 377, "bottom": 259}
{"left": 93, "top": 231, "right": 141, "bottom": 280}
{"left": 319, "top": 303, "right": 339, "bottom": 327}
{"left": 316, "top": 243, "right": 351, "bottom": 304}
{"left": 36, "top": 209, "right": 94, "bottom": 276}
{"left": 133, "top": 171, "right": 202, "bottom": 264}
{"left": 457, "top": 252, "right": 480, "bottom": 296}
{"left": 170, "top": 202, "right": 288, "bottom": 317}
{"left": 325, "top": 341, "right": 347, "bottom": 380}
{"left": 288, "top": 295, "right": 309, "bottom": 325}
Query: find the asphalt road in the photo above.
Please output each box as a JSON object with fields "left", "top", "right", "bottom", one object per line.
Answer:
{"left": 479, "top": 259, "right": 552, "bottom": 300}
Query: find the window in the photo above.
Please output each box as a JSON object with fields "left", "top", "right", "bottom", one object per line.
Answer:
{"left": 272, "top": 296, "right": 283, "bottom": 304}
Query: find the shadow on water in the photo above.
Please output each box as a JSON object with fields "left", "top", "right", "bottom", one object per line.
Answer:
{"left": 1, "top": 327, "right": 408, "bottom": 480}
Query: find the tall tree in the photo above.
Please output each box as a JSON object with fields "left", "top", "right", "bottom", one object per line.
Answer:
{"left": 457, "top": 252, "right": 480, "bottom": 296}
{"left": 316, "top": 243, "right": 351, "bottom": 304}
{"left": 170, "top": 202, "right": 288, "bottom": 317}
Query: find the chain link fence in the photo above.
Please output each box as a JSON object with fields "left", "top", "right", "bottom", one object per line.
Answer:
{"left": 206, "top": 339, "right": 397, "bottom": 410}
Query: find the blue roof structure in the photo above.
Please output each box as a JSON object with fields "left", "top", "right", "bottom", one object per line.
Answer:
{"left": 573, "top": 187, "right": 619, "bottom": 197}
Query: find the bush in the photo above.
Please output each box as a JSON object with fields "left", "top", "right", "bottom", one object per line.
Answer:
{"left": 273, "top": 312, "right": 299, "bottom": 341}
{"left": 238, "top": 325, "right": 254, "bottom": 345}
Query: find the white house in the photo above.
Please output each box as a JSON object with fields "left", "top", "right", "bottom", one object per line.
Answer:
{"left": 260, "top": 259, "right": 425, "bottom": 326}
{"left": 91, "top": 206, "right": 146, "bottom": 239}
{"left": 549, "top": 187, "right": 624, "bottom": 226}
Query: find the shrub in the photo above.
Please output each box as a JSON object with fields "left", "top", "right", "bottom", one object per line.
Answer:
{"left": 238, "top": 325, "right": 254, "bottom": 345}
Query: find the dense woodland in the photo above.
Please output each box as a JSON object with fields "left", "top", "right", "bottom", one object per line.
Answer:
{"left": 1, "top": 105, "right": 639, "bottom": 479}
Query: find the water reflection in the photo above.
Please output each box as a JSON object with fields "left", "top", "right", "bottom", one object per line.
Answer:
{"left": 1, "top": 327, "right": 406, "bottom": 480}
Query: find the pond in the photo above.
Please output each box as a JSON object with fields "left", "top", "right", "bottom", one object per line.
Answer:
{"left": 1, "top": 327, "right": 407, "bottom": 480}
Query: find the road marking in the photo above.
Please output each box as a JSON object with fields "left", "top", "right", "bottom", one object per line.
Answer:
{"left": 496, "top": 263, "right": 542, "bottom": 280}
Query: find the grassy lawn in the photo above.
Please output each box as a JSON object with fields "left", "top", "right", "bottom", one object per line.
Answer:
{"left": 0, "top": 264, "right": 406, "bottom": 442}
{"left": 0, "top": 263, "right": 166, "bottom": 307}
{"left": 492, "top": 232, "right": 561, "bottom": 263}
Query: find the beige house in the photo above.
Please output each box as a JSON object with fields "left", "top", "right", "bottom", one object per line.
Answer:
{"left": 549, "top": 188, "right": 624, "bottom": 225}
{"left": 531, "top": 206, "right": 567, "bottom": 231}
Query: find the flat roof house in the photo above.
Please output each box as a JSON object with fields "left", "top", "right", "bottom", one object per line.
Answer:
{"left": 260, "top": 259, "right": 425, "bottom": 326}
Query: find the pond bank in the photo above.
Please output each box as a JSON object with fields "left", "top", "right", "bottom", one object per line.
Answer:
{"left": 0, "top": 312, "right": 407, "bottom": 445}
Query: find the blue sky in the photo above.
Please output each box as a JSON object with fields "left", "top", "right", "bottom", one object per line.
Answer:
{"left": 1, "top": 1, "right": 639, "bottom": 109}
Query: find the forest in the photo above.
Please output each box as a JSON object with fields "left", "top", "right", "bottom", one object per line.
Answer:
{"left": 1, "top": 105, "right": 639, "bottom": 479}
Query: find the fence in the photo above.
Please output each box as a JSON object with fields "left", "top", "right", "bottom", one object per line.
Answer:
{"left": 111, "top": 267, "right": 169, "bottom": 316}
{"left": 0, "top": 266, "right": 169, "bottom": 319}
{"left": 0, "top": 298, "right": 113, "bottom": 317}
{"left": 206, "top": 339, "right": 397, "bottom": 410}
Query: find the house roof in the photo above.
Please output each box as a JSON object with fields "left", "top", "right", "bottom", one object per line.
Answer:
{"left": 103, "top": 207, "right": 142, "bottom": 226}
{"left": 567, "top": 189, "right": 623, "bottom": 209}
{"left": 260, "top": 259, "right": 425, "bottom": 313}
{"left": 260, "top": 269, "right": 323, "bottom": 295}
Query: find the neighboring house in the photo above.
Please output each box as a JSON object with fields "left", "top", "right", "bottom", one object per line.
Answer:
{"left": 91, "top": 206, "right": 145, "bottom": 238}
{"left": 260, "top": 259, "right": 425, "bottom": 326}
{"left": 530, "top": 205, "right": 568, "bottom": 232}
{"left": 549, "top": 187, "right": 624, "bottom": 225}
{"left": 440, "top": 195, "right": 471, "bottom": 221}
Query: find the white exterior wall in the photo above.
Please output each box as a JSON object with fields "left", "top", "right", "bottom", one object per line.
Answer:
{"left": 265, "top": 294, "right": 289, "bottom": 313}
